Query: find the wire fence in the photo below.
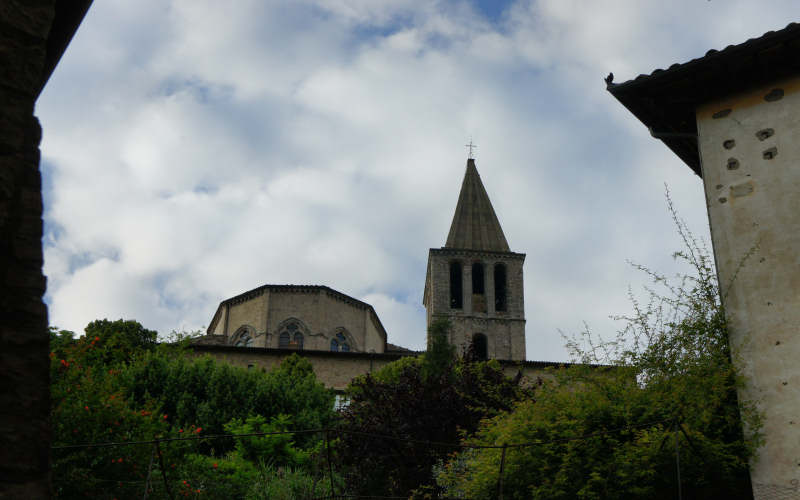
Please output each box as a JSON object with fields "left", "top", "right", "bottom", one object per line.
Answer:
{"left": 52, "top": 418, "right": 787, "bottom": 499}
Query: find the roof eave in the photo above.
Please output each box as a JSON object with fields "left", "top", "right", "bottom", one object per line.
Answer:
{"left": 38, "top": 0, "right": 93, "bottom": 98}
{"left": 606, "top": 22, "right": 800, "bottom": 177}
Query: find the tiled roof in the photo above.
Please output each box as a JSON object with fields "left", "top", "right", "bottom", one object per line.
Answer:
{"left": 385, "top": 342, "right": 419, "bottom": 354}
{"left": 607, "top": 22, "right": 800, "bottom": 176}
{"left": 445, "top": 158, "right": 510, "bottom": 252}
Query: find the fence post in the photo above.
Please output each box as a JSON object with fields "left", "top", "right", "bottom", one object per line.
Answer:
{"left": 326, "top": 430, "right": 336, "bottom": 498}
{"left": 142, "top": 442, "right": 157, "bottom": 500}
{"left": 674, "top": 421, "right": 682, "bottom": 500}
{"left": 497, "top": 444, "right": 508, "bottom": 500}
{"left": 154, "top": 439, "right": 175, "bottom": 500}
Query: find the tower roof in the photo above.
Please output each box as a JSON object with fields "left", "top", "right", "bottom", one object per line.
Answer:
{"left": 445, "top": 158, "right": 510, "bottom": 252}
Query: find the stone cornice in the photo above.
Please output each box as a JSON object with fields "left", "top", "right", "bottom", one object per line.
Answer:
{"left": 429, "top": 247, "right": 526, "bottom": 261}
{"left": 191, "top": 344, "right": 611, "bottom": 370}
{"left": 192, "top": 344, "right": 420, "bottom": 360}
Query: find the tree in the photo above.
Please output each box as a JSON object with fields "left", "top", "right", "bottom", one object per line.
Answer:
{"left": 121, "top": 351, "right": 335, "bottom": 442}
{"left": 49, "top": 328, "right": 167, "bottom": 498}
{"left": 435, "top": 194, "right": 761, "bottom": 499}
{"left": 336, "top": 320, "right": 530, "bottom": 497}
{"left": 50, "top": 321, "right": 337, "bottom": 498}
{"left": 82, "top": 318, "right": 158, "bottom": 366}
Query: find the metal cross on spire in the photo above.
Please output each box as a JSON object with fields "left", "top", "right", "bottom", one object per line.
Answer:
{"left": 465, "top": 138, "right": 477, "bottom": 159}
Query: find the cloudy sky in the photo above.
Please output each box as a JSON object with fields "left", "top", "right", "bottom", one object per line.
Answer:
{"left": 37, "top": 1, "right": 798, "bottom": 361}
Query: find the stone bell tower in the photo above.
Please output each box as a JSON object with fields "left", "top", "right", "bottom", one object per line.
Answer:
{"left": 423, "top": 157, "right": 526, "bottom": 360}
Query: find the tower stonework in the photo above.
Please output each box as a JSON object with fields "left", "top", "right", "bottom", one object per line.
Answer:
{"left": 423, "top": 158, "right": 526, "bottom": 360}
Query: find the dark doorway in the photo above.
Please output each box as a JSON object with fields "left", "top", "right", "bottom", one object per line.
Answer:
{"left": 472, "top": 333, "right": 488, "bottom": 360}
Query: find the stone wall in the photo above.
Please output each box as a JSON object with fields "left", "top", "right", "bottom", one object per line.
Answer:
{"left": 425, "top": 248, "right": 526, "bottom": 360}
{"left": 193, "top": 345, "right": 562, "bottom": 392}
{"left": 212, "top": 287, "right": 386, "bottom": 353}
{"left": 192, "top": 346, "right": 411, "bottom": 390}
{"left": 226, "top": 293, "right": 268, "bottom": 339}
{"left": 696, "top": 76, "right": 800, "bottom": 494}
{"left": 0, "top": 1, "right": 57, "bottom": 497}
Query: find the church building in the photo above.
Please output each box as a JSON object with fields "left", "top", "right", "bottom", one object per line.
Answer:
{"left": 194, "top": 155, "right": 544, "bottom": 389}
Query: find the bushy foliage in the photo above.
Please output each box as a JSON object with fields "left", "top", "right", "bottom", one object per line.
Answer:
{"left": 83, "top": 318, "right": 158, "bottom": 366}
{"left": 50, "top": 326, "right": 168, "bottom": 498}
{"left": 246, "top": 463, "right": 343, "bottom": 500}
{"left": 121, "top": 351, "right": 334, "bottom": 444}
{"left": 337, "top": 319, "right": 531, "bottom": 497}
{"left": 435, "top": 194, "right": 761, "bottom": 499}
{"left": 50, "top": 319, "right": 336, "bottom": 498}
{"left": 172, "top": 434, "right": 339, "bottom": 499}
{"left": 223, "top": 414, "right": 314, "bottom": 466}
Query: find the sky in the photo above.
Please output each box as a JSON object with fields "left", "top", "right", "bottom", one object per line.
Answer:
{"left": 37, "top": 0, "right": 799, "bottom": 361}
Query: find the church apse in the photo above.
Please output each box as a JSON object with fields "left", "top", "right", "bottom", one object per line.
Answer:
{"left": 204, "top": 284, "right": 388, "bottom": 354}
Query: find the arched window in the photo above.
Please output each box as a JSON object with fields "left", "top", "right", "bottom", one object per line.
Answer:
{"left": 472, "top": 262, "right": 486, "bottom": 312}
{"left": 449, "top": 261, "right": 463, "bottom": 309}
{"left": 494, "top": 263, "right": 507, "bottom": 312}
{"left": 472, "top": 333, "right": 488, "bottom": 361}
{"left": 330, "top": 332, "right": 350, "bottom": 352}
{"left": 472, "top": 262, "right": 485, "bottom": 294}
{"left": 231, "top": 327, "right": 255, "bottom": 348}
{"left": 278, "top": 320, "right": 305, "bottom": 350}
{"left": 235, "top": 332, "right": 254, "bottom": 347}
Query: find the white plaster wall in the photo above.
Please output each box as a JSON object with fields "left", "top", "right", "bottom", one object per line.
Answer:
{"left": 696, "top": 75, "right": 800, "bottom": 495}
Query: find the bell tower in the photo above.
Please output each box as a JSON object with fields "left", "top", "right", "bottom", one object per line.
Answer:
{"left": 423, "top": 157, "right": 526, "bottom": 360}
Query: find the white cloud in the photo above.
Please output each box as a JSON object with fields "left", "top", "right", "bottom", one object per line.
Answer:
{"left": 37, "top": 0, "right": 797, "bottom": 359}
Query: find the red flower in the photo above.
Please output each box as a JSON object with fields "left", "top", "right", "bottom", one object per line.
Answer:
{"left": 163, "top": 414, "right": 168, "bottom": 420}
{"left": 84, "top": 406, "right": 89, "bottom": 411}
{"left": 178, "top": 429, "right": 183, "bottom": 433}
{"left": 212, "top": 462, "right": 218, "bottom": 469}
{"left": 182, "top": 480, "right": 188, "bottom": 485}
{"left": 94, "top": 336, "right": 100, "bottom": 341}
{"left": 194, "top": 427, "right": 202, "bottom": 434}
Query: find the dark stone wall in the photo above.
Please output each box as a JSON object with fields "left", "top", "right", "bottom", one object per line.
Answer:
{"left": 0, "top": 1, "right": 57, "bottom": 498}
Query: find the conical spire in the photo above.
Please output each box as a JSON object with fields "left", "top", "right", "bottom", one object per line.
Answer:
{"left": 445, "top": 158, "right": 510, "bottom": 252}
